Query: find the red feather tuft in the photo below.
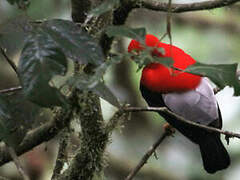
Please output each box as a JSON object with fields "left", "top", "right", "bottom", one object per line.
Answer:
{"left": 128, "top": 34, "right": 201, "bottom": 93}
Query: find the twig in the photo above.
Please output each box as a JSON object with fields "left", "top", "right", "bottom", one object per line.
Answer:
{"left": 0, "top": 46, "right": 19, "bottom": 77}
{"left": 108, "top": 155, "right": 177, "bottom": 180}
{"left": 124, "top": 107, "right": 240, "bottom": 140}
{"left": 125, "top": 130, "right": 171, "bottom": 180}
{"left": 105, "top": 105, "right": 131, "bottom": 134}
{"left": 0, "top": 86, "right": 22, "bottom": 94}
{"left": 166, "top": 0, "right": 172, "bottom": 45}
{"left": 135, "top": 0, "right": 240, "bottom": 13}
{"left": 6, "top": 144, "right": 30, "bottom": 180}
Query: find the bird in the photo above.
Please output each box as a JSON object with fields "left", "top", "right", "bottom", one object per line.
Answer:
{"left": 128, "top": 34, "right": 230, "bottom": 174}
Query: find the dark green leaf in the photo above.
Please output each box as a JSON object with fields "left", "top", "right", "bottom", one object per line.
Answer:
{"left": 93, "top": 82, "right": 120, "bottom": 107}
{"left": 41, "top": 19, "right": 104, "bottom": 65}
{"left": 67, "top": 74, "right": 97, "bottom": 90}
{"left": 93, "top": 57, "right": 122, "bottom": 79}
{"left": 90, "top": 0, "right": 120, "bottom": 16}
{"left": 18, "top": 29, "right": 68, "bottom": 107}
{"left": 106, "top": 26, "right": 146, "bottom": 42}
{"left": 67, "top": 74, "right": 120, "bottom": 107}
{"left": 152, "top": 57, "right": 173, "bottom": 67}
{"left": 66, "top": 57, "right": 122, "bottom": 107}
{"left": 186, "top": 62, "right": 240, "bottom": 96}
{"left": 131, "top": 49, "right": 172, "bottom": 71}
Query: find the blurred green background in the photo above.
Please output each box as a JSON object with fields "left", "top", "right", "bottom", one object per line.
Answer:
{"left": 0, "top": 0, "right": 240, "bottom": 179}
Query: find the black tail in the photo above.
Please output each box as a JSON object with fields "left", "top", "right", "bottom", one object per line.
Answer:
{"left": 199, "top": 134, "right": 230, "bottom": 174}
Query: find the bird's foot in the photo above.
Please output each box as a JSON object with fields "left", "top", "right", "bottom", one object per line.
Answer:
{"left": 163, "top": 123, "right": 175, "bottom": 136}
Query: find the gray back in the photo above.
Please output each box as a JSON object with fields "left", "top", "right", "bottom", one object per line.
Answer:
{"left": 162, "top": 78, "right": 218, "bottom": 125}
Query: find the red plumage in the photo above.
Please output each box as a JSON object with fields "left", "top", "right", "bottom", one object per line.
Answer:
{"left": 128, "top": 34, "right": 201, "bottom": 93}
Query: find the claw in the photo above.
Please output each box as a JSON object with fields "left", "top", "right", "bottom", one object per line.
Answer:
{"left": 163, "top": 123, "right": 175, "bottom": 136}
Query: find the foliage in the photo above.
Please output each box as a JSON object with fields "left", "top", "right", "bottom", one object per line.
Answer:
{"left": 186, "top": 62, "right": 240, "bottom": 96}
{"left": 0, "top": 0, "right": 240, "bottom": 179}
{"left": 107, "top": 26, "right": 240, "bottom": 95}
{"left": 1, "top": 16, "right": 240, "bottom": 149}
{"left": 90, "top": 0, "right": 120, "bottom": 16}
{"left": 19, "top": 29, "right": 68, "bottom": 107}
{"left": 106, "top": 25, "right": 146, "bottom": 42}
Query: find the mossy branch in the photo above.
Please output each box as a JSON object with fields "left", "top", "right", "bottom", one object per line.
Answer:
{"left": 59, "top": 91, "right": 108, "bottom": 180}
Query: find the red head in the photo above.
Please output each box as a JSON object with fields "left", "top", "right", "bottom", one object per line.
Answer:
{"left": 128, "top": 34, "right": 201, "bottom": 93}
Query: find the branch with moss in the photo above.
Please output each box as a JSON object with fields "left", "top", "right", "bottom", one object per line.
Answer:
{"left": 134, "top": 0, "right": 240, "bottom": 13}
{"left": 55, "top": 1, "right": 114, "bottom": 179}
{"left": 0, "top": 106, "right": 72, "bottom": 166}
{"left": 59, "top": 91, "right": 108, "bottom": 180}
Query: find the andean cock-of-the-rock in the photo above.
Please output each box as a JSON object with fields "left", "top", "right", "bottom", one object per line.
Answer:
{"left": 128, "top": 34, "right": 230, "bottom": 173}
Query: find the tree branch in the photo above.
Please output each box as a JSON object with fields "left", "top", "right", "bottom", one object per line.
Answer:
{"left": 59, "top": 91, "right": 108, "bottom": 180}
{"left": 125, "top": 130, "right": 172, "bottom": 180}
{"left": 124, "top": 107, "right": 240, "bottom": 141}
{"left": 6, "top": 144, "right": 30, "bottom": 180}
{"left": 0, "top": 86, "right": 22, "bottom": 94}
{"left": 0, "top": 46, "right": 19, "bottom": 77}
{"left": 0, "top": 108, "right": 72, "bottom": 167}
{"left": 107, "top": 155, "right": 177, "bottom": 180}
{"left": 56, "top": 1, "right": 114, "bottom": 179}
{"left": 135, "top": 0, "right": 240, "bottom": 13}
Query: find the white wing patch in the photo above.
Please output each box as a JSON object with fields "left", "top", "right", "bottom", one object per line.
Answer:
{"left": 162, "top": 78, "right": 218, "bottom": 125}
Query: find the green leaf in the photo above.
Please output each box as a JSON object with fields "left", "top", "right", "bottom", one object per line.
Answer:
{"left": 18, "top": 29, "right": 68, "bottom": 107}
{"left": 66, "top": 56, "right": 122, "bottom": 107}
{"left": 130, "top": 49, "right": 173, "bottom": 71}
{"left": 106, "top": 26, "right": 146, "bottom": 42}
{"left": 41, "top": 19, "right": 104, "bottom": 65}
{"left": 186, "top": 62, "right": 240, "bottom": 96}
{"left": 67, "top": 74, "right": 120, "bottom": 107}
{"left": 152, "top": 57, "right": 173, "bottom": 67}
{"left": 93, "top": 82, "right": 120, "bottom": 107}
{"left": 90, "top": 0, "right": 120, "bottom": 16}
